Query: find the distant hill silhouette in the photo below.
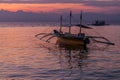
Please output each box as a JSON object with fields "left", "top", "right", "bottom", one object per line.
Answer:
{"left": 0, "top": 10, "right": 59, "bottom": 22}
{"left": 0, "top": 10, "right": 119, "bottom": 24}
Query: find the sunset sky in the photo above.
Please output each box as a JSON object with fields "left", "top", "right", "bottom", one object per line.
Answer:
{"left": 0, "top": 0, "right": 120, "bottom": 14}
{"left": 0, "top": 0, "right": 120, "bottom": 23}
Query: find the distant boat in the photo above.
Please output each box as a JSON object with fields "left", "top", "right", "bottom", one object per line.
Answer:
{"left": 91, "top": 20, "right": 109, "bottom": 26}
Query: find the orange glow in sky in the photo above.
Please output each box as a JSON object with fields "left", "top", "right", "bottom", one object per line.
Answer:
{"left": 0, "top": 3, "right": 119, "bottom": 14}
{"left": 0, "top": 3, "right": 103, "bottom": 13}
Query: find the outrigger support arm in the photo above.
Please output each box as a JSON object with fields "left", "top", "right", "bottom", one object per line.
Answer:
{"left": 46, "top": 35, "right": 56, "bottom": 43}
{"left": 87, "top": 36, "right": 115, "bottom": 45}
{"left": 39, "top": 33, "right": 53, "bottom": 40}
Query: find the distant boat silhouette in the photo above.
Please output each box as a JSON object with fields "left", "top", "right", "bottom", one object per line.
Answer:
{"left": 91, "top": 20, "right": 109, "bottom": 26}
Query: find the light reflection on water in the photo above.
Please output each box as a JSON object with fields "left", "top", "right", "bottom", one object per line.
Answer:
{"left": 0, "top": 24, "right": 120, "bottom": 80}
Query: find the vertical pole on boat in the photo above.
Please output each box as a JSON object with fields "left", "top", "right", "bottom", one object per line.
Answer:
{"left": 80, "top": 11, "right": 82, "bottom": 33}
{"left": 60, "top": 15, "right": 62, "bottom": 33}
{"left": 69, "top": 11, "right": 72, "bottom": 33}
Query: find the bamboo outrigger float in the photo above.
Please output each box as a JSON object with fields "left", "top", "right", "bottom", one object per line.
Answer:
{"left": 35, "top": 11, "right": 114, "bottom": 52}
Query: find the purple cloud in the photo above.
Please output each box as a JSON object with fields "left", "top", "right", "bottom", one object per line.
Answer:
{"left": 0, "top": 0, "right": 119, "bottom": 8}
{"left": 0, "top": 9, "right": 119, "bottom": 24}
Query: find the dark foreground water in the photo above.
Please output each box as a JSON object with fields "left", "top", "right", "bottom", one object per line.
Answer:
{"left": 0, "top": 22, "right": 120, "bottom": 80}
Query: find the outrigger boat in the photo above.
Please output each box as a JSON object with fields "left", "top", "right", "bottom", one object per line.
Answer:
{"left": 53, "top": 11, "right": 91, "bottom": 50}
{"left": 35, "top": 11, "right": 114, "bottom": 51}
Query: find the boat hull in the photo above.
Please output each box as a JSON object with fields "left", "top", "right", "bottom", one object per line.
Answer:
{"left": 57, "top": 37, "right": 85, "bottom": 46}
{"left": 56, "top": 37, "right": 87, "bottom": 50}
{"left": 54, "top": 30, "right": 89, "bottom": 51}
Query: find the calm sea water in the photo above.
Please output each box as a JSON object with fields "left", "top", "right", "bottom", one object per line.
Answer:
{"left": 0, "top": 22, "right": 120, "bottom": 80}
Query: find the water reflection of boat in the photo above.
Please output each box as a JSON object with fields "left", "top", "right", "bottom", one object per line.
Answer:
{"left": 57, "top": 45, "right": 88, "bottom": 79}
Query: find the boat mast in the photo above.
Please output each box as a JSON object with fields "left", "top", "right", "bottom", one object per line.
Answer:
{"left": 80, "top": 11, "right": 82, "bottom": 33}
{"left": 59, "top": 15, "right": 62, "bottom": 32}
{"left": 69, "top": 11, "right": 72, "bottom": 33}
